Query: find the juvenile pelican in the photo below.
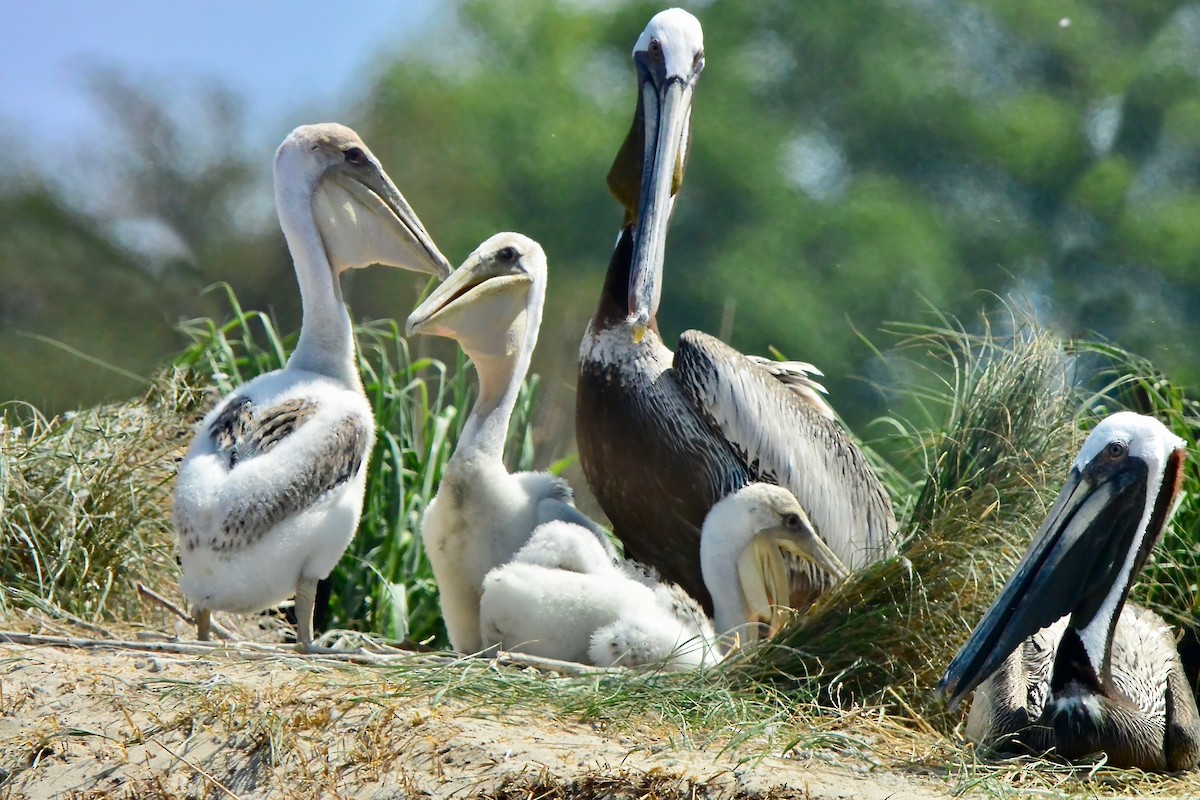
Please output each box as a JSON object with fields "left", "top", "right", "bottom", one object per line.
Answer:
{"left": 481, "top": 520, "right": 720, "bottom": 670}
{"left": 480, "top": 483, "right": 846, "bottom": 669}
{"left": 407, "top": 233, "right": 610, "bottom": 653}
{"left": 174, "top": 123, "right": 451, "bottom": 648}
{"left": 937, "top": 412, "right": 1200, "bottom": 771}
{"left": 700, "top": 483, "right": 847, "bottom": 648}
{"left": 577, "top": 8, "right": 896, "bottom": 612}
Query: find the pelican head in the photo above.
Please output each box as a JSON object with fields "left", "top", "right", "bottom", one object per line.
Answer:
{"left": 275, "top": 123, "right": 451, "bottom": 278}
{"left": 938, "top": 412, "right": 1187, "bottom": 709}
{"left": 607, "top": 8, "right": 704, "bottom": 338}
{"left": 702, "top": 483, "right": 847, "bottom": 645}
{"left": 406, "top": 232, "right": 545, "bottom": 361}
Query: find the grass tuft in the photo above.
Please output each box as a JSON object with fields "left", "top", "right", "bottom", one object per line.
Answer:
{"left": 736, "top": 309, "right": 1085, "bottom": 721}
{"left": 0, "top": 370, "right": 201, "bottom": 623}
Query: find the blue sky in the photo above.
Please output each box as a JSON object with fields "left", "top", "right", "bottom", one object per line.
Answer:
{"left": 1, "top": 1, "right": 441, "bottom": 152}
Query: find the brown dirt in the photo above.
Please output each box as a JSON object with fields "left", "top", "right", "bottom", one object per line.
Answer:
{"left": 0, "top": 641, "right": 960, "bottom": 799}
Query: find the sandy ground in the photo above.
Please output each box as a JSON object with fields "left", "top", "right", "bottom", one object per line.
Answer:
{"left": 0, "top": 638, "right": 964, "bottom": 799}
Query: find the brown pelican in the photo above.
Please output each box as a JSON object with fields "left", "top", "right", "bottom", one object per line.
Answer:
{"left": 407, "top": 233, "right": 612, "bottom": 653}
{"left": 480, "top": 483, "right": 846, "bottom": 669}
{"left": 174, "top": 123, "right": 451, "bottom": 649}
{"left": 937, "top": 412, "right": 1200, "bottom": 771}
{"left": 576, "top": 8, "right": 896, "bottom": 611}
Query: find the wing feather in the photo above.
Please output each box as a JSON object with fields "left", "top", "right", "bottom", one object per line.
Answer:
{"left": 208, "top": 395, "right": 253, "bottom": 467}
{"left": 743, "top": 355, "right": 834, "bottom": 419}
{"left": 212, "top": 403, "right": 369, "bottom": 554}
{"left": 674, "top": 330, "right": 896, "bottom": 570}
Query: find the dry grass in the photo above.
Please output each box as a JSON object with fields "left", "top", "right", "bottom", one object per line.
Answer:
{"left": 6, "top": 630, "right": 1200, "bottom": 798}
{"left": 737, "top": 312, "right": 1085, "bottom": 724}
{"left": 0, "top": 368, "right": 204, "bottom": 626}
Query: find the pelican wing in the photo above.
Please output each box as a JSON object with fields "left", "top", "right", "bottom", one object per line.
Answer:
{"left": 209, "top": 396, "right": 319, "bottom": 469}
{"left": 208, "top": 395, "right": 253, "bottom": 467}
{"left": 673, "top": 330, "right": 896, "bottom": 570}
{"left": 742, "top": 355, "right": 834, "bottom": 419}
{"left": 210, "top": 403, "right": 369, "bottom": 554}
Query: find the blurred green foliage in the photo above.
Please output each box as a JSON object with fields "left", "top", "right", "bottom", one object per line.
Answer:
{"left": 6, "top": 0, "right": 1200, "bottom": 460}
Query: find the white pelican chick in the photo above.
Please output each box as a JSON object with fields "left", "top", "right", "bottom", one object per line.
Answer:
{"left": 480, "top": 520, "right": 718, "bottom": 670}
{"left": 406, "top": 233, "right": 611, "bottom": 652}
{"left": 699, "top": 483, "right": 847, "bottom": 650}
{"left": 480, "top": 483, "right": 846, "bottom": 669}
{"left": 174, "top": 123, "right": 451, "bottom": 648}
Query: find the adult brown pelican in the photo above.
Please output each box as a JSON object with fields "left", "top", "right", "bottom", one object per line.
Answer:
{"left": 174, "top": 123, "right": 451, "bottom": 649}
{"left": 937, "top": 412, "right": 1200, "bottom": 771}
{"left": 576, "top": 8, "right": 896, "bottom": 611}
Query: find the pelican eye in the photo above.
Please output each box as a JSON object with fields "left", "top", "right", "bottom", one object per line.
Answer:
{"left": 343, "top": 147, "right": 367, "bottom": 165}
{"left": 649, "top": 38, "right": 663, "bottom": 59}
{"left": 783, "top": 512, "right": 802, "bottom": 531}
{"left": 1105, "top": 441, "right": 1128, "bottom": 460}
{"left": 694, "top": 49, "right": 705, "bottom": 71}
{"left": 496, "top": 246, "right": 519, "bottom": 262}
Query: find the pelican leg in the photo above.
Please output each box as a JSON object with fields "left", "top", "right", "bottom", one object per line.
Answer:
{"left": 1164, "top": 660, "right": 1200, "bottom": 771}
{"left": 195, "top": 608, "right": 212, "bottom": 642}
{"left": 294, "top": 576, "right": 318, "bottom": 652}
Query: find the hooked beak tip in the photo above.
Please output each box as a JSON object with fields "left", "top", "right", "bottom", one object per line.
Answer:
{"left": 934, "top": 677, "right": 958, "bottom": 708}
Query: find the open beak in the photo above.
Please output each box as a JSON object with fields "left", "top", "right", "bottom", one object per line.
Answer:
{"left": 626, "top": 71, "right": 693, "bottom": 340}
{"left": 737, "top": 538, "right": 788, "bottom": 643}
{"left": 316, "top": 161, "right": 452, "bottom": 279}
{"left": 935, "top": 451, "right": 1174, "bottom": 709}
{"left": 781, "top": 530, "right": 849, "bottom": 585}
{"left": 736, "top": 515, "right": 852, "bottom": 643}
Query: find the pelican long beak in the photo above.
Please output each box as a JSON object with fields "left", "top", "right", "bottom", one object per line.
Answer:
{"left": 315, "top": 161, "right": 452, "bottom": 279}
{"left": 627, "top": 73, "right": 694, "bottom": 338}
{"left": 936, "top": 447, "right": 1181, "bottom": 709}
{"left": 781, "top": 529, "right": 849, "bottom": 585}
{"left": 405, "top": 250, "right": 527, "bottom": 346}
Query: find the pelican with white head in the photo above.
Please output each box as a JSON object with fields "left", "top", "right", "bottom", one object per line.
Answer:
{"left": 175, "top": 123, "right": 451, "bottom": 649}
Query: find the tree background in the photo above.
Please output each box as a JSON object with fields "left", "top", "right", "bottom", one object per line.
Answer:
{"left": 5, "top": 0, "right": 1200, "bottom": 485}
